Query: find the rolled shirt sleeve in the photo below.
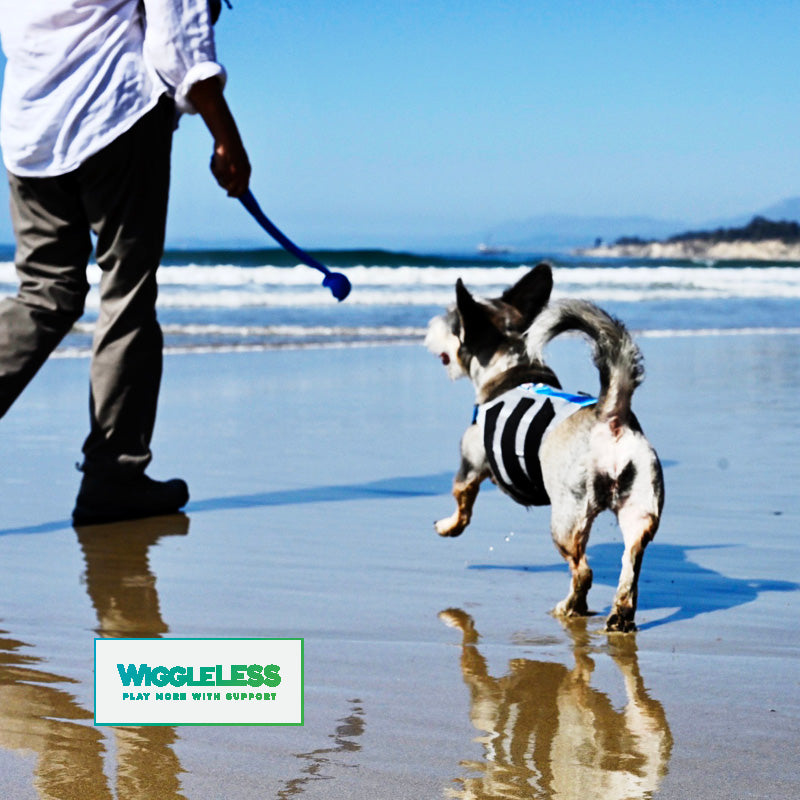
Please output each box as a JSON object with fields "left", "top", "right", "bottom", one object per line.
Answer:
{"left": 0, "top": 0, "right": 228, "bottom": 176}
{"left": 143, "top": 0, "right": 227, "bottom": 114}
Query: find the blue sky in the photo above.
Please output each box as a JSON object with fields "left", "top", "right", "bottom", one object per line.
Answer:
{"left": 1, "top": 0, "right": 799, "bottom": 248}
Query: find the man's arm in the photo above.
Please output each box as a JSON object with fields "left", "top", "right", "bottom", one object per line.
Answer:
{"left": 188, "top": 77, "right": 251, "bottom": 197}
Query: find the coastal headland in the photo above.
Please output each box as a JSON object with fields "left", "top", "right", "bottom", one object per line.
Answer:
{"left": 577, "top": 216, "right": 800, "bottom": 260}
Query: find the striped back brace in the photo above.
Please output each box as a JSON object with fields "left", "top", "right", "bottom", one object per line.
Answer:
{"left": 476, "top": 383, "right": 597, "bottom": 506}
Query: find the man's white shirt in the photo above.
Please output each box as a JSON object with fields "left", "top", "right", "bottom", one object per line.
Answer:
{"left": 0, "top": 0, "right": 225, "bottom": 176}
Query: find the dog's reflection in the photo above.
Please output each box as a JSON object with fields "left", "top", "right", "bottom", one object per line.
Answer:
{"left": 0, "top": 514, "right": 189, "bottom": 800}
{"left": 441, "top": 609, "right": 672, "bottom": 800}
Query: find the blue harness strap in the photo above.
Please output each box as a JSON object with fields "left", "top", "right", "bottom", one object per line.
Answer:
{"left": 528, "top": 384, "right": 598, "bottom": 407}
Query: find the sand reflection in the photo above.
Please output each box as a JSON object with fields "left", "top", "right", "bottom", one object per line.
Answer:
{"left": 0, "top": 515, "right": 189, "bottom": 800}
{"left": 441, "top": 610, "right": 672, "bottom": 800}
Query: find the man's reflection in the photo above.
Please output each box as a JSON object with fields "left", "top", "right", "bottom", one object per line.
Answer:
{"left": 0, "top": 626, "right": 109, "bottom": 798}
{"left": 76, "top": 514, "right": 186, "bottom": 637}
{"left": 0, "top": 514, "right": 189, "bottom": 800}
{"left": 440, "top": 609, "right": 672, "bottom": 800}
{"left": 77, "top": 515, "right": 190, "bottom": 799}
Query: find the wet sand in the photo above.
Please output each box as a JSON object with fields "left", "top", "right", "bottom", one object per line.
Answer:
{"left": 0, "top": 334, "right": 798, "bottom": 799}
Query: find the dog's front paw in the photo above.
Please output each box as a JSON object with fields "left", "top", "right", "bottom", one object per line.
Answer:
{"left": 434, "top": 513, "right": 465, "bottom": 537}
{"left": 553, "top": 597, "right": 590, "bottom": 618}
{"left": 553, "top": 599, "right": 571, "bottom": 618}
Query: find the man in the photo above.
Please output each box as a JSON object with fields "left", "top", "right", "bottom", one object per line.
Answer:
{"left": 0, "top": 1, "right": 250, "bottom": 523}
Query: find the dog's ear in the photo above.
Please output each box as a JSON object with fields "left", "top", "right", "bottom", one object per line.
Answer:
{"left": 456, "top": 278, "right": 503, "bottom": 361}
{"left": 501, "top": 262, "right": 553, "bottom": 324}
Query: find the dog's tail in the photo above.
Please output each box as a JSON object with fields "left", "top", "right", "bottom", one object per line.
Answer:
{"left": 526, "top": 299, "right": 644, "bottom": 433}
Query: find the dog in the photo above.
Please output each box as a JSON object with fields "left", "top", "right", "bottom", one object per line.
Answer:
{"left": 425, "top": 263, "right": 664, "bottom": 632}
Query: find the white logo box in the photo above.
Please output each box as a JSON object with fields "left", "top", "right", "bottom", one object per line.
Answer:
{"left": 95, "top": 638, "right": 303, "bottom": 726}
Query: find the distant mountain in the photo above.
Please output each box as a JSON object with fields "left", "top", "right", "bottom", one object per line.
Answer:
{"left": 754, "top": 196, "right": 800, "bottom": 224}
{"left": 478, "top": 197, "right": 800, "bottom": 253}
{"left": 699, "top": 197, "right": 800, "bottom": 232}
{"left": 481, "top": 213, "right": 688, "bottom": 252}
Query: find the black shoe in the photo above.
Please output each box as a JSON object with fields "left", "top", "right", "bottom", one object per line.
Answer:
{"left": 72, "top": 472, "right": 189, "bottom": 525}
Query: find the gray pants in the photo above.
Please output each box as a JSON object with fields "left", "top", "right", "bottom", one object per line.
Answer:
{"left": 0, "top": 97, "right": 174, "bottom": 477}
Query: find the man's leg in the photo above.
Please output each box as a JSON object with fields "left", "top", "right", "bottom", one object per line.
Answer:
{"left": 78, "top": 98, "right": 173, "bottom": 475}
{"left": 0, "top": 172, "right": 92, "bottom": 416}
{"left": 72, "top": 97, "right": 188, "bottom": 523}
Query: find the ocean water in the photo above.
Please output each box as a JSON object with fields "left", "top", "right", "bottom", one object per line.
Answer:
{"left": 0, "top": 244, "right": 798, "bottom": 354}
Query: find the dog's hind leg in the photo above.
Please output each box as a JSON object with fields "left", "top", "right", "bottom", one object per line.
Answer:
{"left": 606, "top": 505, "right": 660, "bottom": 632}
{"left": 435, "top": 424, "right": 489, "bottom": 537}
{"left": 550, "top": 503, "right": 598, "bottom": 618}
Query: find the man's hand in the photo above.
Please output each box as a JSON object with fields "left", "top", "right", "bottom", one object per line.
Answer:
{"left": 210, "top": 135, "right": 250, "bottom": 197}
{"left": 188, "top": 77, "right": 251, "bottom": 197}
